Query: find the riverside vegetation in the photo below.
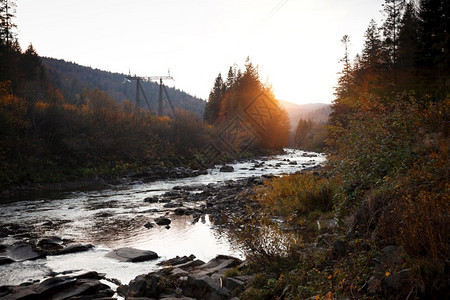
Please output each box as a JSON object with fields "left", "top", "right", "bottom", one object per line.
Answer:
{"left": 221, "top": 0, "right": 448, "bottom": 299}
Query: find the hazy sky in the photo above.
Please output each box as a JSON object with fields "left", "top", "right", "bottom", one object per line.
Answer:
{"left": 15, "top": 0, "right": 385, "bottom": 104}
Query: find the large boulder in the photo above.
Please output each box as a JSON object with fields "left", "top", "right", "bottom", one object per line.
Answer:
{"left": 6, "top": 242, "right": 45, "bottom": 261}
{"left": 119, "top": 255, "right": 247, "bottom": 299}
{"left": 182, "top": 275, "right": 230, "bottom": 300}
{"left": 196, "top": 255, "right": 242, "bottom": 276}
{"left": 118, "top": 274, "right": 161, "bottom": 298}
{"left": 106, "top": 247, "right": 158, "bottom": 262}
{"left": 0, "top": 271, "right": 114, "bottom": 300}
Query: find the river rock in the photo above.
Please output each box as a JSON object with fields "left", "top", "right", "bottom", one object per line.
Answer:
{"left": 144, "top": 196, "right": 159, "bottom": 203}
{"left": 163, "top": 202, "right": 183, "bottom": 208}
{"left": 164, "top": 190, "right": 183, "bottom": 198}
{"left": 144, "top": 222, "right": 154, "bottom": 229}
{"left": 106, "top": 247, "right": 158, "bottom": 262}
{"left": 51, "top": 243, "right": 93, "bottom": 256}
{"left": 155, "top": 217, "right": 171, "bottom": 226}
{"left": 302, "top": 153, "right": 318, "bottom": 157}
{"left": 174, "top": 208, "right": 186, "bottom": 215}
{"left": 182, "top": 274, "right": 230, "bottom": 299}
{"left": 196, "top": 255, "right": 242, "bottom": 276}
{"left": 119, "top": 254, "right": 249, "bottom": 299}
{"left": 174, "top": 259, "right": 206, "bottom": 270}
{"left": 6, "top": 243, "right": 45, "bottom": 261}
{"left": 37, "top": 236, "right": 63, "bottom": 250}
{"left": 0, "top": 271, "right": 114, "bottom": 300}
{"left": 158, "top": 254, "right": 196, "bottom": 266}
{"left": 223, "top": 276, "right": 249, "bottom": 291}
{"left": 219, "top": 165, "right": 234, "bottom": 172}
{"left": 0, "top": 227, "right": 10, "bottom": 238}
{"left": 35, "top": 276, "right": 77, "bottom": 295}
{"left": 118, "top": 274, "right": 161, "bottom": 298}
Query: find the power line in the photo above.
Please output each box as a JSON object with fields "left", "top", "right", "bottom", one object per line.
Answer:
{"left": 263, "top": 0, "right": 289, "bottom": 23}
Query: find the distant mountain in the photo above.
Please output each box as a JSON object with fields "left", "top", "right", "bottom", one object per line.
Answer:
{"left": 41, "top": 57, "right": 206, "bottom": 117}
{"left": 278, "top": 100, "right": 331, "bottom": 129}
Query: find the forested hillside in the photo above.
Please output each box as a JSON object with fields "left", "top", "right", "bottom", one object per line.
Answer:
{"left": 277, "top": 101, "right": 331, "bottom": 152}
{"left": 0, "top": 2, "right": 211, "bottom": 188}
{"left": 278, "top": 100, "right": 330, "bottom": 128}
{"left": 42, "top": 57, "right": 206, "bottom": 117}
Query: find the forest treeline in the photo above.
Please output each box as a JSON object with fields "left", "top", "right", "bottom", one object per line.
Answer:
{"left": 233, "top": 0, "right": 449, "bottom": 299}
{"left": 204, "top": 59, "right": 290, "bottom": 151}
{"left": 0, "top": 0, "right": 208, "bottom": 187}
{"left": 0, "top": 0, "right": 290, "bottom": 188}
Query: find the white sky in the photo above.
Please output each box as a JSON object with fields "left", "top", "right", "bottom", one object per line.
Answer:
{"left": 15, "top": 0, "right": 385, "bottom": 105}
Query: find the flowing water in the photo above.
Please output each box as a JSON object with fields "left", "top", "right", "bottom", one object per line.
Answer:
{"left": 0, "top": 149, "right": 325, "bottom": 286}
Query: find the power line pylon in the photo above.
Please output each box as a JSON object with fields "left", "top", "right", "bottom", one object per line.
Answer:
{"left": 124, "top": 75, "right": 152, "bottom": 113}
{"left": 147, "top": 74, "right": 175, "bottom": 117}
{"left": 124, "top": 71, "right": 176, "bottom": 117}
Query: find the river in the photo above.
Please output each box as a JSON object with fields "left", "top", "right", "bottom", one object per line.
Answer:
{"left": 0, "top": 149, "right": 325, "bottom": 286}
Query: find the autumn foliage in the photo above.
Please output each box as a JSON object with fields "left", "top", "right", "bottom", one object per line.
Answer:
{"left": 0, "top": 81, "right": 208, "bottom": 186}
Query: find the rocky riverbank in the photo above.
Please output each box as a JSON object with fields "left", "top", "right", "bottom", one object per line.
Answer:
{"left": 0, "top": 165, "right": 209, "bottom": 201}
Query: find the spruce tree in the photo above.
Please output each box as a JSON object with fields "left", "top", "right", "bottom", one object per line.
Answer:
{"left": 397, "top": 2, "right": 420, "bottom": 69}
{"left": 416, "top": 0, "right": 449, "bottom": 100}
{"left": 362, "top": 19, "right": 383, "bottom": 69}
{"left": 0, "top": 0, "right": 16, "bottom": 46}
{"left": 381, "top": 0, "right": 406, "bottom": 66}
{"left": 335, "top": 35, "right": 352, "bottom": 99}
{"left": 204, "top": 73, "right": 225, "bottom": 124}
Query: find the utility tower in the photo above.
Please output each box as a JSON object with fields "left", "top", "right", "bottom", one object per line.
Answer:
{"left": 147, "top": 74, "right": 175, "bottom": 117}
{"left": 124, "top": 72, "right": 176, "bottom": 117}
{"left": 125, "top": 75, "right": 152, "bottom": 113}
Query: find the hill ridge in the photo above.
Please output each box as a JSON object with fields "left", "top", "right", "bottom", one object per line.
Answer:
{"left": 42, "top": 57, "right": 206, "bottom": 117}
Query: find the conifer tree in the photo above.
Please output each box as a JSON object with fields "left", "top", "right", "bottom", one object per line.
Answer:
{"left": 411, "top": 0, "right": 449, "bottom": 100}
{"left": 0, "top": 0, "right": 16, "bottom": 46}
{"left": 381, "top": 0, "right": 406, "bottom": 66}
{"left": 334, "top": 35, "right": 352, "bottom": 99}
{"left": 362, "top": 20, "right": 383, "bottom": 69}
{"left": 204, "top": 73, "right": 225, "bottom": 124}
{"left": 397, "top": 2, "right": 420, "bottom": 69}
{"left": 0, "top": 0, "right": 17, "bottom": 82}
{"left": 225, "top": 65, "right": 238, "bottom": 91}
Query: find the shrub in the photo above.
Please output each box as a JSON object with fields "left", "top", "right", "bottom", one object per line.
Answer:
{"left": 253, "top": 173, "right": 334, "bottom": 218}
